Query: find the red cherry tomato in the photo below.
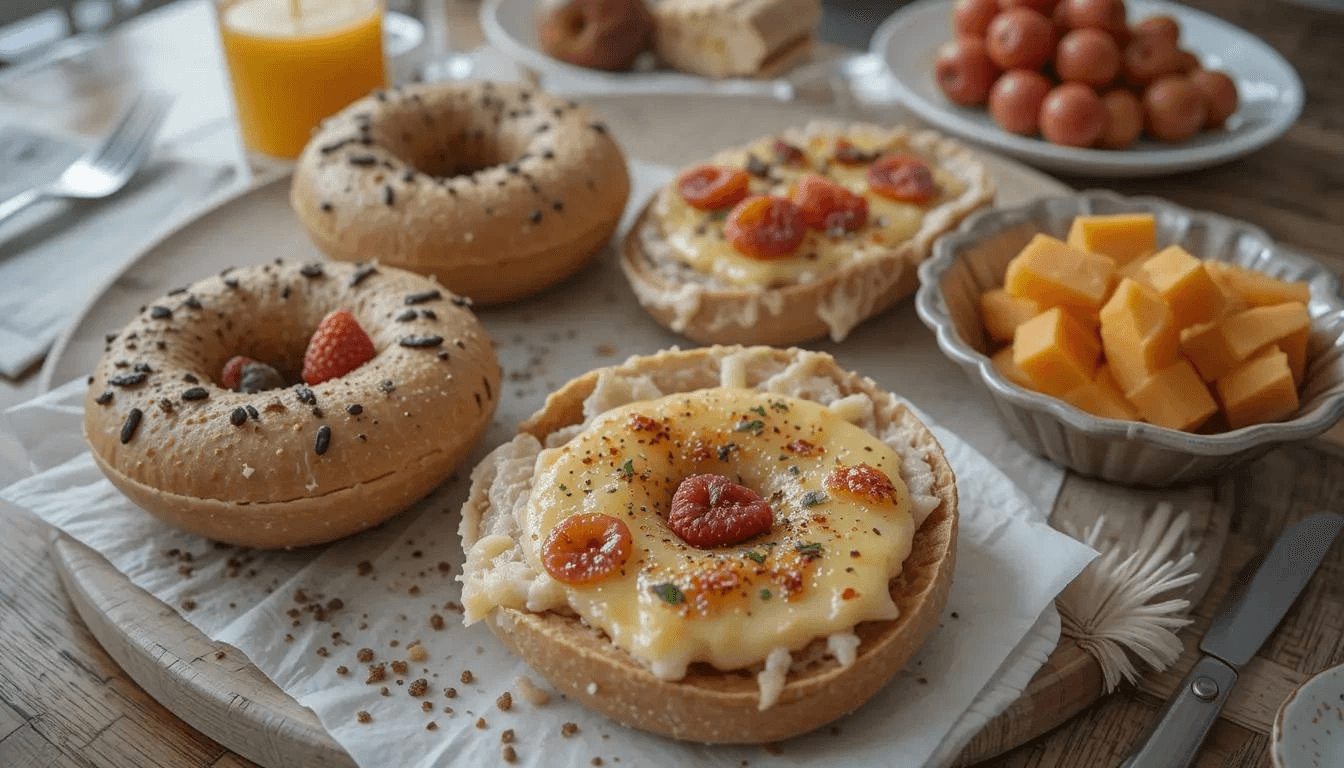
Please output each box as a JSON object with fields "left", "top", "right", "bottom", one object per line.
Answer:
{"left": 953, "top": 0, "right": 1000, "bottom": 37}
{"left": 677, "top": 165, "right": 750, "bottom": 211}
{"left": 1122, "top": 35, "right": 1183, "bottom": 89}
{"left": 989, "top": 69, "right": 1053, "bottom": 134}
{"left": 1039, "top": 82, "right": 1106, "bottom": 147}
{"left": 794, "top": 175, "right": 868, "bottom": 232}
{"left": 1055, "top": 28, "right": 1121, "bottom": 88}
{"left": 997, "top": 0, "right": 1058, "bottom": 11}
{"left": 1059, "top": 0, "right": 1125, "bottom": 31}
{"left": 935, "top": 37, "right": 1000, "bottom": 106}
{"left": 1132, "top": 15, "right": 1179, "bottom": 45}
{"left": 724, "top": 195, "right": 808, "bottom": 259}
{"left": 867, "top": 154, "right": 938, "bottom": 204}
{"left": 1189, "top": 69, "right": 1238, "bottom": 128}
{"left": 986, "top": 8, "right": 1054, "bottom": 70}
{"left": 1143, "top": 75, "right": 1206, "bottom": 142}
{"left": 1098, "top": 89, "right": 1143, "bottom": 148}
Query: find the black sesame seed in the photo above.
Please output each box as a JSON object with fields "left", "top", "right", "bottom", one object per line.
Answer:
{"left": 482, "top": 376, "right": 492, "bottom": 400}
{"left": 320, "top": 138, "right": 353, "bottom": 154}
{"left": 109, "top": 372, "right": 147, "bottom": 387}
{"left": 404, "top": 289, "right": 441, "bottom": 305}
{"left": 350, "top": 263, "right": 378, "bottom": 287}
{"left": 383, "top": 185, "right": 395, "bottom": 205}
{"left": 184, "top": 296, "right": 202, "bottom": 310}
{"left": 149, "top": 305, "right": 172, "bottom": 320}
{"left": 436, "top": 350, "right": 449, "bottom": 360}
{"left": 506, "top": 164, "right": 520, "bottom": 174}
{"left": 224, "top": 277, "right": 239, "bottom": 288}
{"left": 134, "top": 362, "right": 153, "bottom": 373}
{"left": 374, "top": 89, "right": 387, "bottom": 102}
{"left": 591, "top": 122, "right": 607, "bottom": 134}
{"left": 168, "top": 287, "right": 187, "bottom": 296}
{"left": 399, "top": 335, "right": 444, "bottom": 348}
{"left": 541, "top": 150, "right": 555, "bottom": 160}
{"left": 95, "top": 391, "right": 114, "bottom": 405}
{"left": 281, "top": 286, "right": 291, "bottom": 299}
{"left": 451, "top": 296, "right": 471, "bottom": 307}
{"left": 181, "top": 387, "right": 209, "bottom": 401}
{"left": 419, "top": 309, "right": 436, "bottom": 320}
{"left": 529, "top": 209, "right": 542, "bottom": 224}
{"left": 155, "top": 341, "right": 166, "bottom": 350}
{"left": 320, "top": 202, "right": 334, "bottom": 213}
{"left": 454, "top": 339, "right": 466, "bottom": 349}
{"left": 402, "top": 170, "right": 416, "bottom": 182}
{"left": 346, "top": 404, "right": 363, "bottom": 415}
{"left": 553, "top": 201, "right": 564, "bottom": 211}
{"left": 349, "top": 154, "right": 376, "bottom": 167}
{"left": 183, "top": 373, "right": 199, "bottom": 384}
{"left": 246, "top": 405, "right": 260, "bottom": 420}
{"left": 395, "top": 309, "right": 418, "bottom": 322}
{"left": 105, "top": 332, "right": 117, "bottom": 343}
{"left": 300, "top": 263, "right": 324, "bottom": 278}
{"left": 315, "top": 425, "right": 332, "bottom": 455}
{"left": 296, "top": 387, "right": 317, "bottom": 405}
{"left": 120, "top": 408, "right": 143, "bottom": 444}
{"left": 536, "top": 123, "right": 550, "bottom": 134}
{"left": 312, "top": 407, "right": 324, "bottom": 417}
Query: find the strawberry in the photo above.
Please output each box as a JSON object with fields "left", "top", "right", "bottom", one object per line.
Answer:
{"left": 302, "top": 309, "right": 376, "bottom": 385}
{"left": 220, "top": 355, "right": 255, "bottom": 390}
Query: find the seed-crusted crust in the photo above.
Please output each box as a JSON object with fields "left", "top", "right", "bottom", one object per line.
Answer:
{"left": 620, "top": 121, "right": 995, "bottom": 345}
{"left": 291, "top": 81, "right": 631, "bottom": 305}
{"left": 467, "top": 346, "right": 957, "bottom": 743}
{"left": 83, "top": 261, "right": 501, "bottom": 549}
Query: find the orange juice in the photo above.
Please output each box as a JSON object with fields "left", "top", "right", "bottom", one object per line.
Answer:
{"left": 218, "top": 0, "right": 387, "bottom": 158}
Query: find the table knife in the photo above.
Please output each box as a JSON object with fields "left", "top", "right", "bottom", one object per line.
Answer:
{"left": 1121, "top": 512, "right": 1344, "bottom": 768}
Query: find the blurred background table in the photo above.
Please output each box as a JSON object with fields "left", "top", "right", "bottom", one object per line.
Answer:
{"left": 0, "top": 1, "right": 1342, "bottom": 766}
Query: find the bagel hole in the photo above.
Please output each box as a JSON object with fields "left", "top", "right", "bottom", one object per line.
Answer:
{"left": 372, "top": 103, "right": 534, "bottom": 180}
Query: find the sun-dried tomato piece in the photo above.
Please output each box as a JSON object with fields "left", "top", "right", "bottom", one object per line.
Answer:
{"left": 824, "top": 463, "right": 898, "bottom": 505}
{"left": 771, "top": 139, "right": 806, "bottom": 165}
{"left": 794, "top": 174, "right": 868, "bottom": 233}
{"left": 833, "top": 139, "right": 879, "bottom": 165}
{"left": 724, "top": 195, "right": 807, "bottom": 260}
{"left": 867, "top": 154, "right": 938, "bottom": 203}
{"left": 677, "top": 165, "right": 750, "bottom": 211}
{"left": 541, "top": 513, "right": 633, "bottom": 585}
{"left": 669, "top": 474, "right": 774, "bottom": 549}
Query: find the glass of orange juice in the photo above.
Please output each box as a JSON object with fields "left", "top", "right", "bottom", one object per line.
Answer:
{"left": 216, "top": 0, "right": 388, "bottom": 159}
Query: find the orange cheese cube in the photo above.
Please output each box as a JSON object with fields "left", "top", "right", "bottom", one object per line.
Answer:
{"left": 1013, "top": 307, "right": 1101, "bottom": 397}
{"left": 980, "top": 289, "right": 1043, "bottom": 343}
{"left": 1005, "top": 234, "right": 1117, "bottom": 313}
{"left": 1062, "top": 366, "right": 1141, "bottom": 421}
{"left": 1205, "top": 261, "right": 1311, "bottom": 307}
{"left": 1216, "top": 347, "right": 1299, "bottom": 430}
{"left": 1180, "top": 320, "right": 1243, "bottom": 382}
{"left": 1126, "top": 359, "right": 1218, "bottom": 432}
{"left": 992, "top": 346, "right": 1034, "bottom": 389}
{"left": 1099, "top": 278, "right": 1179, "bottom": 393}
{"left": 1066, "top": 213, "right": 1157, "bottom": 264}
{"left": 1279, "top": 324, "right": 1310, "bottom": 385}
{"left": 1180, "top": 302, "right": 1311, "bottom": 382}
{"left": 1140, "top": 245, "right": 1225, "bottom": 327}
{"left": 1120, "top": 257, "right": 1154, "bottom": 287}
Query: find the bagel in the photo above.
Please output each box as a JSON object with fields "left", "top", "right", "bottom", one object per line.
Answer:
{"left": 459, "top": 346, "right": 957, "bottom": 743}
{"left": 621, "top": 121, "right": 994, "bottom": 345}
{"left": 290, "top": 81, "right": 631, "bottom": 305}
{"left": 83, "top": 260, "right": 500, "bottom": 549}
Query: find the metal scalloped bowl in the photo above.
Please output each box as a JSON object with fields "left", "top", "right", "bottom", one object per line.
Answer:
{"left": 915, "top": 190, "right": 1344, "bottom": 486}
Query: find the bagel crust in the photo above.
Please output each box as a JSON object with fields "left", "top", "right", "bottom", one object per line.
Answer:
{"left": 621, "top": 121, "right": 994, "bottom": 346}
{"left": 84, "top": 261, "right": 501, "bottom": 549}
{"left": 291, "top": 82, "right": 631, "bottom": 305}
{"left": 460, "top": 346, "right": 957, "bottom": 743}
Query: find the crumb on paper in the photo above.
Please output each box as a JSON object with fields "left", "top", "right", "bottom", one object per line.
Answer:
{"left": 426, "top": 721, "right": 438, "bottom": 731}
{"left": 476, "top": 717, "right": 488, "bottom": 730}
{"left": 496, "top": 692, "right": 513, "bottom": 711}
{"left": 501, "top": 729, "right": 515, "bottom": 744}
{"left": 430, "top": 614, "right": 445, "bottom": 630}
{"left": 213, "top": 650, "right": 226, "bottom": 660}
{"left": 357, "top": 560, "right": 373, "bottom": 576}
{"left": 316, "top": 647, "right": 328, "bottom": 658}
{"left": 591, "top": 759, "right": 603, "bottom": 766}
{"left": 461, "top": 670, "right": 474, "bottom": 684}
{"left": 392, "top": 660, "right": 409, "bottom": 676}
{"left": 444, "top": 687, "right": 458, "bottom": 699}
{"left": 562, "top": 722, "right": 579, "bottom": 737}
{"left": 380, "top": 686, "right": 390, "bottom": 697}
{"left": 357, "top": 648, "right": 375, "bottom": 663}
{"left": 408, "top": 643, "right": 428, "bottom": 662}
{"left": 336, "top": 666, "right": 349, "bottom": 676}
{"left": 502, "top": 745, "right": 517, "bottom": 763}
{"left": 180, "top": 599, "right": 196, "bottom": 611}
{"left": 409, "top": 679, "right": 429, "bottom": 697}
{"left": 366, "top": 664, "right": 386, "bottom": 684}
{"left": 515, "top": 675, "right": 551, "bottom": 706}
{"left": 357, "top": 711, "right": 371, "bottom": 724}
{"left": 421, "top": 701, "right": 433, "bottom": 712}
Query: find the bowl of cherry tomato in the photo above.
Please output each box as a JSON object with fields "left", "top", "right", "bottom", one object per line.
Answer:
{"left": 870, "top": 0, "right": 1304, "bottom": 176}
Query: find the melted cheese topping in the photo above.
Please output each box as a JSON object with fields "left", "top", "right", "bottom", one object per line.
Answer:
{"left": 520, "top": 388, "right": 917, "bottom": 680}
{"left": 652, "top": 133, "right": 968, "bottom": 289}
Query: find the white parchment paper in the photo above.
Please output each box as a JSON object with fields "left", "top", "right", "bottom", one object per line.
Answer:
{"left": 0, "top": 160, "right": 1094, "bottom": 767}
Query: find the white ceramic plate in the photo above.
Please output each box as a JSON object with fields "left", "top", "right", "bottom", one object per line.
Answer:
{"left": 1273, "top": 663, "right": 1344, "bottom": 768}
{"left": 871, "top": 0, "right": 1305, "bottom": 177}
{"left": 479, "top": 0, "right": 793, "bottom": 98}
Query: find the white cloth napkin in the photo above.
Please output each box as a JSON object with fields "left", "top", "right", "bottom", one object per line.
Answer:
{"left": 0, "top": 125, "right": 236, "bottom": 377}
{"left": 2, "top": 376, "right": 1094, "bottom": 768}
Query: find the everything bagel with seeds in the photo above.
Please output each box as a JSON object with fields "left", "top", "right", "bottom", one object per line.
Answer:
{"left": 290, "top": 81, "right": 631, "bottom": 305}
{"left": 83, "top": 260, "right": 500, "bottom": 549}
{"left": 458, "top": 346, "right": 957, "bottom": 743}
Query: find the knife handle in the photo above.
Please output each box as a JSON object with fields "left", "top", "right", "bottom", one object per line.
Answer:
{"left": 1120, "top": 655, "right": 1238, "bottom": 768}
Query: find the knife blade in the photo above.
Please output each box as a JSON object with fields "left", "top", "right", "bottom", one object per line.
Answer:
{"left": 1121, "top": 512, "right": 1344, "bottom": 768}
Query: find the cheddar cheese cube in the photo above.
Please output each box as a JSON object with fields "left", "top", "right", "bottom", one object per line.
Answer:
{"left": 1140, "top": 246, "right": 1225, "bottom": 327}
{"left": 1180, "top": 320, "right": 1242, "bottom": 382}
{"left": 1005, "top": 234, "right": 1117, "bottom": 313}
{"left": 992, "top": 346, "right": 1034, "bottom": 389}
{"left": 1066, "top": 213, "right": 1156, "bottom": 264}
{"left": 980, "top": 289, "right": 1043, "bottom": 343}
{"left": 1280, "top": 325, "right": 1310, "bottom": 385}
{"left": 1205, "top": 261, "right": 1311, "bottom": 308}
{"left": 1099, "top": 279, "right": 1179, "bottom": 393}
{"left": 1180, "top": 302, "right": 1311, "bottom": 382}
{"left": 1062, "top": 366, "right": 1141, "bottom": 421}
{"left": 1125, "top": 359, "right": 1218, "bottom": 432}
{"left": 1012, "top": 307, "right": 1101, "bottom": 397}
{"left": 1216, "top": 347, "right": 1299, "bottom": 430}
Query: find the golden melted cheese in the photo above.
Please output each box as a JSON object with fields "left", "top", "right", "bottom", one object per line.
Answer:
{"left": 652, "top": 133, "right": 967, "bottom": 289}
{"left": 521, "top": 388, "right": 917, "bottom": 679}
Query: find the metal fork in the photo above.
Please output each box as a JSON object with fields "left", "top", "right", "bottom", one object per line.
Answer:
{"left": 0, "top": 92, "right": 172, "bottom": 226}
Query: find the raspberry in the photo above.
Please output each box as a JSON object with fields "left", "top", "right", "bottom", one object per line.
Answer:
{"left": 302, "top": 309, "right": 376, "bottom": 385}
{"left": 669, "top": 474, "right": 773, "bottom": 549}
{"left": 220, "top": 355, "right": 254, "bottom": 390}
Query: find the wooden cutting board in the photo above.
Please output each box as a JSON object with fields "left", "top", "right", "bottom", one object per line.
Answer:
{"left": 43, "top": 93, "right": 1234, "bottom": 767}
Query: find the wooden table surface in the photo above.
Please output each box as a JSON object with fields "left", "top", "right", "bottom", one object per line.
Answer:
{"left": 2, "top": 1, "right": 1343, "bottom": 767}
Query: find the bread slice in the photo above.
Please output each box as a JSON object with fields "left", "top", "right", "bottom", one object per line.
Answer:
{"left": 620, "top": 121, "right": 995, "bottom": 347}
{"left": 460, "top": 346, "right": 958, "bottom": 743}
{"left": 653, "top": 0, "right": 821, "bottom": 78}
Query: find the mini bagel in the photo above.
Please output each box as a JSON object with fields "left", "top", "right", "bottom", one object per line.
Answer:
{"left": 460, "top": 346, "right": 957, "bottom": 742}
{"left": 83, "top": 261, "right": 501, "bottom": 549}
{"left": 291, "top": 82, "right": 631, "bottom": 305}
